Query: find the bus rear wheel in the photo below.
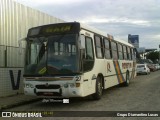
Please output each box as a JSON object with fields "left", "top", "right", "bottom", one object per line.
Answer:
{"left": 124, "top": 71, "right": 130, "bottom": 86}
{"left": 92, "top": 76, "right": 103, "bottom": 100}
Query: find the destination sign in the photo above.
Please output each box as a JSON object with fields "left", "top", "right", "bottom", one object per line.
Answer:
{"left": 44, "top": 26, "right": 71, "bottom": 33}
{"left": 27, "top": 22, "right": 80, "bottom": 37}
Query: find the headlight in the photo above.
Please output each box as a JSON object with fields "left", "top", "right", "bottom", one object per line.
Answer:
{"left": 70, "top": 83, "right": 75, "bottom": 88}
{"left": 25, "top": 84, "right": 29, "bottom": 88}
{"left": 25, "top": 83, "right": 34, "bottom": 88}
{"left": 64, "top": 84, "right": 68, "bottom": 88}
{"left": 64, "top": 83, "right": 75, "bottom": 88}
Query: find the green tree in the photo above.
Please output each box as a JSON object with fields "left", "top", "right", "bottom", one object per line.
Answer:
{"left": 146, "top": 51, "right": 159, "bottom": 63}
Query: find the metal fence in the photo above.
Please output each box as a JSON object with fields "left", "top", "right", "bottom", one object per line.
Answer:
{"left": 0, "top": 45, "right": 25, "bottom": 67}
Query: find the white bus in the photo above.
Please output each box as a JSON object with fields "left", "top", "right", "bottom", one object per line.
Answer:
{"left": 22, "top": 22, "right": 136, "bottom": 100}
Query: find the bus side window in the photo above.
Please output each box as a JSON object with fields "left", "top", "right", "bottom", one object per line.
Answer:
{"left": 130, "top": 47, "right": 132, "bottom": 60}
{"left": 111, "top": 41, "right": 118, "bottom": 60}
{"left": 94, "top": 35, "right": 104, "bottom": 59}
{"left": 104, "top": 38, "right": 111, "bottom": 59}
{"left": 83, "top": 37, "right": 94, "bottom": 72}
{"left": 132, "top": 48, "right": 136, "bottom": 60}
{"left": 127, "top": 47, "right": 131, "bottom": 60}
{"left": 130, "top": 48, "right": 133, "bottom": 60}
{"left": 118, "top": 43, "right": 123, "bottom": 60}
{"left": 123, "top": 45, "right": 127, "bottom": 60}
{"left": 85, "top": 37, "right": 94, "bottom": 60}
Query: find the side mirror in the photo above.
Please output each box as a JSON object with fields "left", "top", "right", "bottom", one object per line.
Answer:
{"left": 18, "top": 37, "right": 26, "bottom": 55}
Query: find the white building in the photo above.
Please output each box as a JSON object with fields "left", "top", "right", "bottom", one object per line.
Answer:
{"left": 0, "top": 0, "right": 64, "bottom": 97}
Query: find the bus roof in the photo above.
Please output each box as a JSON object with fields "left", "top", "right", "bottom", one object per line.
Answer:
{"left": 27, "top": 22, "right": 134, "bottom": 48}
{"left": 80, "top": 22, "right": 134, "bottom": 48}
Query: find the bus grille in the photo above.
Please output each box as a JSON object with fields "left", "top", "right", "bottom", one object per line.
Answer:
{"left": 36, "top": 92, "right": 62, "bottom": 96}
{"left": 36, "top": 85, "right": 60, "bottom": 89}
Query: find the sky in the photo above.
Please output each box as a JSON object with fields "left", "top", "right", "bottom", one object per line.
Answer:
{"left": 15, "top": 0, "right": 160, "bottom": 49}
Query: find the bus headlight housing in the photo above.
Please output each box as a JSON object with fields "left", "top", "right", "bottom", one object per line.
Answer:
{"left": 69, "top": 83, "right": 75, "bottom": 88}
{"left": 64, "top": 83, "right": 75, "bottom": 88}
{"left": 64, "top": 84, "right": 68, "bottom": 88}
{"left": 25, "top": 83, "right": 34, "bottom": 88}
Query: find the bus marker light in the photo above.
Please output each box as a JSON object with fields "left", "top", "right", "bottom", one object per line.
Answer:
{"left": 76, "top": 83, "right": 80, "bottom": 87}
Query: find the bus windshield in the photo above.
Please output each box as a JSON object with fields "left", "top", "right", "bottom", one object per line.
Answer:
{"left": 24, "top": 34, "right": 79, "bottom": 76}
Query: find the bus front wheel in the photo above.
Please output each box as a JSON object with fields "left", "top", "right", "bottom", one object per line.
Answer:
{"left": 92, "top": 76, "right": 103, "bottom": 100}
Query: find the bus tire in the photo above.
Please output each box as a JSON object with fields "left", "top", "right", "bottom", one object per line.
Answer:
{"left": 92, "top": 76, "right": 103, "bottom": 100}
{"left": 124, "top": 71, "right": 130, "bottom": 86}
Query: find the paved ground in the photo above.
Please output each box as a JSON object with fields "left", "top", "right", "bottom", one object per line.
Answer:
{"left": 1, "top": 70, "right": 160, "bottom": 120}
{"left": 0, "top": 94, "right": 40, "bottom": 110}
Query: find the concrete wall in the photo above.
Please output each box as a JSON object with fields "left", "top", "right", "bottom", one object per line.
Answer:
{"left": 0, "top": 0, "right": 64, "bottom": 47}
{"left": 0, "top": 0, "right": 64, "bottom": 97}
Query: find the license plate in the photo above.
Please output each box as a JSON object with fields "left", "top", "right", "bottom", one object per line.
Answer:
{"left": 43, "top": 92, "right": 53, "bottom": 95}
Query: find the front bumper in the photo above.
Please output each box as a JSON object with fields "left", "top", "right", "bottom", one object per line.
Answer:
{"left": 24, "top": 79, "right": 83, "bottom": 98}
